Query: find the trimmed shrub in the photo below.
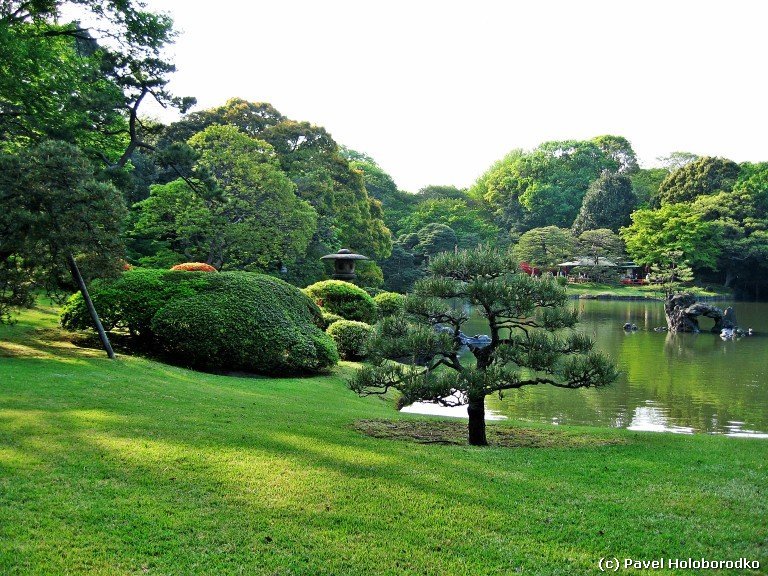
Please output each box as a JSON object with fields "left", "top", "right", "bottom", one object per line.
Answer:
{"left": 320, "top": 309, "right": 344, "bottom": 329}
{"left": 152, "top": 274, "right": 337, "bottom": 374}
{"left": 326, "top": 320, "right": 372, "bottom": 360}
{"left": 61, "top": 268, "right": 325, "bottom": 344}
{"left": 170, "top": 262, "right": 218, "bottom": 272}
{"left": 373, "top": 291, "right": 406, "bottom": 318}
{"left": 304, "top": 280, "right": 377, "bottom": 324}
{"left": 61, "top": 268, "right": 218, "bottom": 339}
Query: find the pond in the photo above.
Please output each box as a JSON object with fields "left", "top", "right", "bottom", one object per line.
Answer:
{"left": 403, "top": 299, "right": 768, "bottom": 437}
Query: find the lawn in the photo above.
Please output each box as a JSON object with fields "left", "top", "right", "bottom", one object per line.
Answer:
{"left": 565, "top": 282, "right": 732, "bottom": 299}
{"left": 1, "top": 304, "right": 766, "bottom": 575}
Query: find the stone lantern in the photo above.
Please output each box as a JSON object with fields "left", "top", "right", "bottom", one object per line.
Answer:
{"left": 320, "top": 248, "right": 369, "bottom": 280}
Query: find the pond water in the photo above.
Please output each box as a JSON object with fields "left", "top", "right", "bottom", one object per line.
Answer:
{"left": 403, "top": 299, "right": 768, "bottom": 437}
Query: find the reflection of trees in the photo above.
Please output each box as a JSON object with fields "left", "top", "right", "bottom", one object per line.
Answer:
{"left": 486, "top": 301, "right": 768, "bottom": 434}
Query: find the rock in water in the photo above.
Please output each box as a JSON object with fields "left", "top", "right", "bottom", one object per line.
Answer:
{"left": 722, "top": 307, "right": 738, "bottom": 330}
{"left": 664, "top": 292, "right": 735, "bottom": 334}
{"left": 665, "top": 293, "right": 699, "bottom": 333}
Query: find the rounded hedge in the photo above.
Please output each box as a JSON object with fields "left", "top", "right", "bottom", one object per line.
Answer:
{"left": 170, "top": 262, "right": 218, "bottom": 272}
{"left": 61, "top": 268, "right": 222, "bottom": 339}
{"left": 151, "top": 274, "right": 337, "bottom": 374}
{"left": 61, "top": 269, "right": 335, "bottom": 374}
{"left": 326, "top": 320, "right": 372, "bottom": 360}
{"left": 373, "top": 292, "right": 406, "bottom": 318}
{"left": 303, "top": 280, "right": 377, "bottom": 324}
{"left": 320, "top": 309, "right": 344, "bottom": 329}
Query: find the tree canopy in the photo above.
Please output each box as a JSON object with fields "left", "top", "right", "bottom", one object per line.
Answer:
{"left": 133, "top": 125, "right": 316, "bottom": 271}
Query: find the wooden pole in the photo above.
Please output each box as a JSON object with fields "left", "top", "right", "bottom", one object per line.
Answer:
{"left": 67, "top": 254, "right": 115, "bottom": 359}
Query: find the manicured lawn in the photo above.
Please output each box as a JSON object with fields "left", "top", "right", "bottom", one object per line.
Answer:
{"left": 1, "top": 304, "right": 766, "bottom": 575}
{"left": 565, "top": 282, "right": 732, "bottom": 299}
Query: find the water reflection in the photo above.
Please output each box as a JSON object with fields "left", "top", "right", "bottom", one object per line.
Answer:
{"left": 405, "top": 300, "right": 768, "bottom": 437}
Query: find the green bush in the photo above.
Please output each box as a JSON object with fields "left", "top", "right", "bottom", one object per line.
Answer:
{"left": 151, "top": 274, "right": 337, "bottom": 374}
{"left": 373, "top": 292, "right": 406, "bottom": 317}
{"left": 61, "top": 268, "right": 215, "bottom": 339}
{"left": 320, "top": 309, "right": 344, "bottom": 329}
{"left": 61, "top": 269, "right": 334, "bottom": 374}
{"left": 326, "top": 320, "right": 372, "bottom": 360}
{"left": 303, "top": 280, "right": 377, "bottom": 324}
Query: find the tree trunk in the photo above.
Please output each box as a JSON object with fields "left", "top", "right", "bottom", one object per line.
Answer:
{"left": 67, "top": 254, "right": 115, "bottom": 359}
{"left": 467, "top": 398, "right": 488, "bottom": 446}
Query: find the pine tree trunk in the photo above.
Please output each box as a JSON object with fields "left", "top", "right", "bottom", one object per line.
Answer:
{"left": 67, "top": 254, "right": 115, "bottom": 359}
{"left": 467, "top": 398, "right": 488, "bottom": 446}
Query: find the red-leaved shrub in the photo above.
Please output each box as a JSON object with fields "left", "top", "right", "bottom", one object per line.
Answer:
{"left": 170, "top": 262, "right": 218, "bottom": 272}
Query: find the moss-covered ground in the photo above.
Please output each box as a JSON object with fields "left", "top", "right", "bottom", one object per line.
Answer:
{"left": 1, "top": 304, "right": 766, "bottom": 575}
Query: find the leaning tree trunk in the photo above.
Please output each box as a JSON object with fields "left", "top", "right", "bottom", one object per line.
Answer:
{"left": 67, "top": 254, "right": 115, "bottom": 359}
{"left": 467, "top": 397, "right": 488, "bottom": 446}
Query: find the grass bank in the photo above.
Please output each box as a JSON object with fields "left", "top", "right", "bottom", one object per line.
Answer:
{"left": 565, "top": 282, "right": 733, "bottom": 300}
{"left": 1, "top": 304, "right": 766, "bottom": 575}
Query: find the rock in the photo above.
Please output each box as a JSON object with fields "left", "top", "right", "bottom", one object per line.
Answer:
{"left": 722, "top": 307, "right": 738, "bottom": 330}
{"left": 665, "top": 292, "right": 736, "bottom": 334}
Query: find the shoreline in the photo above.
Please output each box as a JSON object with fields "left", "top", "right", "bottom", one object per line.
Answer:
{"left": 568, "top": 293, "right": 733, "bottom": 302}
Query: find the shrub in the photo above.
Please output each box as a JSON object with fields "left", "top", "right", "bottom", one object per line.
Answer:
{"left": 326, "top": 320, "right": 372, "bottom": 360}
{"left": 373, "top": 292, "right": 406, "bottom": 317}
{"left": 320, "top": 309, "right": 344, "bottom": 329}
{"left": 304, "top": 280, "right": 377, "bottom": 323}
{"left": 152, "top": 274, "right": 337, "bottom": 374}
{"left": 170, "top": 262, "right": 218, "bottom": 272}
{"left": 61, "top": 268, "right": 218, "bottom": 339}
{"left": 61, "top": 268, "right": 325, "bottom": 342}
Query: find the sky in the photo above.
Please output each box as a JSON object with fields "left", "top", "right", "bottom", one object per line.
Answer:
{"left": 140, "top": 0, "right": 767, "bottom": 192}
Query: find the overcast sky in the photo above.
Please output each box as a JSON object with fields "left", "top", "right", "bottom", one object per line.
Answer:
{"left": 141, "top": 0, "right": 767, "bottom": 192}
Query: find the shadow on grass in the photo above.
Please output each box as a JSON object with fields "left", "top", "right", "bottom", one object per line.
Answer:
{"left": 353, "top": 418, "right": 627, "bottom": 448}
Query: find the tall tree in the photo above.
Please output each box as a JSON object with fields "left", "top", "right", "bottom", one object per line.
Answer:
{"left": 469, "top": 139, "right": 617, "bottom": 232}
{"left": 656, "top": 156, "right": 740, "bottom": 206}
{"left": 513, "top": 226, "right": 576, "bottom": 269}
{"left": 133, "top": 125, "right": 316, "bottom": 271}
{"left": 620, "top": 203, "right": 720, "bottom": 271}
{"left": 591, "top": 135, "right": 639, "bottom": 174}
{"left": 571, "top": 171, "right": 637, "bottom": 234}
{"left": 149, "top": 99, "right": 391, "bottom": 285}
{"left": 0, "top": 0, "right": 194, "bottom": 165}
{"left": 0, "top": 141, "right": 127, "bottom": 354}
{"left": 351, "top": 247, "right": 617, "bottom": 445}
{"left": 577, "top": 229, "right": 625, "bottom": 267}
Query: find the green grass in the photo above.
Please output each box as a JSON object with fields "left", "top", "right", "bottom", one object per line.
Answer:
{"left": 565, "top": 282, "right": 732, "bottom": 299}
{"left": 1, "top": 304, "right": 766, "bottom": 575}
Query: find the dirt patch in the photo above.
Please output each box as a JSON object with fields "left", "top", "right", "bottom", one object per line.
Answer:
{"left": 353, "top": 418, "right": 627, "bottom": 448}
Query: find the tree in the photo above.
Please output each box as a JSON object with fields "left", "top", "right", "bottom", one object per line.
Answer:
{"left": 656, "top": 151, "right": 699, "bottom": 172}
{"left": 578, "top": 229, "right": 625, "bottom": 266}
{"left": 379, "top": 243, "right": 424, "bottom": 293}
{"left": 620, "top": 203, "right": 720, "bottom": 271}
{"left": 591, "top": 135, "right": 639, "bottom": 174}
{"left": 133, "top": 125, "right": 316, "bottom": 270}
{"left": 571, "top": 171, "right": 637, "bottom": 234}
{"left": 630, "top": 168, "right": 668, "bottom": 207}
{"left": 0, "top": 141, "right": 127, "bottom": 355}
{"left": 656, "top": 156, "right": 740, "bottom": 206}
{"left": 416, "top": 185, "right": 466, "bottom": 201}
{"left": 351, "top": 247, "right": 617, "bottom": 445}
{"left": 0, "top": 1, "right": 194, "bottom": 165}
{"left": 415, "top": 224, "right": 458, "bottom": 258}
{"left": 149, "top": 99, "right": 391, "bottom": 285}
{"left": 399, "top": 198, "right": 499, "bottom": 248}
{"left": 469, "top": 139, "right": 618, "bottom": 231}
{"left": 512, "top": 226, "right": 576, "bottom": 269}
{"left": 648, "top": 250, "right": 694, "bottom": 298}
{"left": 691, "top": 166, "right": 768, "bottom": 289}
